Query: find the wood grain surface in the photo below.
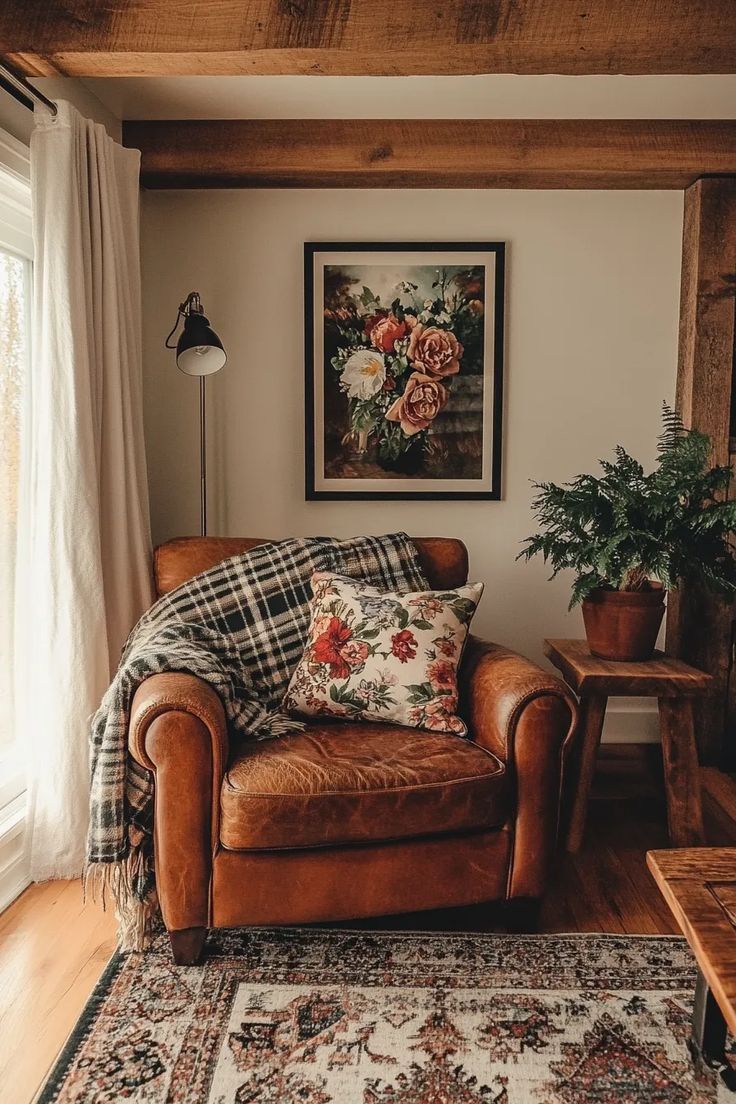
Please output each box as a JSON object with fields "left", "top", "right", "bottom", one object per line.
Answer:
{"left": 119, "top": 119, "right": 736, "bottom": 190}
{"left": 3, "top": 1, "right": 735, "bottom": 77}
{"left": 658, "top": 698, "right": 706, "bottom": 847}
{"left": 566, "top": 694, "right": 607, "bottom": 852}
{"left": 665, "top": 178, "right": 736, "bottom": 764}
{"left": 544, "top": 638, "right": 713, "bottom": 697}
{"left": 648, "top": 847, "right": 736, "bottom": 1036}
{"left": 546, "top": 639, "right": 709, "bottom": 851}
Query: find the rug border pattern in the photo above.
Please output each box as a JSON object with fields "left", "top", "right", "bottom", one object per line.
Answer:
{"left": 35, "top": 930, "right": 694, "bottom": 1104}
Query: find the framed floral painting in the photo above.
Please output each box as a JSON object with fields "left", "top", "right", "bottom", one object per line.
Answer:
{"left": 305, "top": 241, "right": 505, "bottom": 500}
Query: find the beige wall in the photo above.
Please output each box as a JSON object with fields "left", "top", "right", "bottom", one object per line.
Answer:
{"left": 141, "top": 187, "right": 683, "bottom": 739}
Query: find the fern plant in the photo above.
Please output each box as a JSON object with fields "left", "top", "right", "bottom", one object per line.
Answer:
{"left": 519, "top": 404, "right": 736, "bottom": 608}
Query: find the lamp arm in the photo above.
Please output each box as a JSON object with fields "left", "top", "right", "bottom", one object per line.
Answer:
{"left": 164, "top": 309, "right": 184, "bottom": 349}
{"left": 164, "top": 291, "right": 202, "bottom": 349}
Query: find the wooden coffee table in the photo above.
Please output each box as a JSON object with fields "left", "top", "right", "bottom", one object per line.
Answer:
{"left": 544, "top": 639, "right": 712, "bottom": 851}
{"left": 648, "top": 847, "right": 736, "bottom": 1088}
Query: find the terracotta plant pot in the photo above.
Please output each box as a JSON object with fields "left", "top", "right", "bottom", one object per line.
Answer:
{"left": 581, "top": 585, "right": 666, "bottom": 661}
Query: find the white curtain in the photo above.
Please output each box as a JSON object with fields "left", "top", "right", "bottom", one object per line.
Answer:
{"left": 16, "top": 101, "right": 153, "bottom": 880}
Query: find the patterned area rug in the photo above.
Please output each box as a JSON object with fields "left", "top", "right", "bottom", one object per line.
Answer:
{"left": 39, "top": 928, "right": 731, "bottom": 1103}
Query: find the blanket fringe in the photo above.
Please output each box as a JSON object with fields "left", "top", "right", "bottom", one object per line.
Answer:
{"left": 83, "top": 848, "right": 155, "bottom": 953}
{"left": 257, "top": 710, "right": 306, "bottom": 739}
{"left": 86, "top": 717, "right": 302, "bottom": 952}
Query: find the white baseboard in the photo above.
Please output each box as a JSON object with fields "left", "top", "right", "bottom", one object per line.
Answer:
{"left": 0, "top": 858, "right": 30, "bottom": 914}
{"left": 601, "top": 700, "right": 660, "bottom": 744}
{"left": 0, "top": 794, "right": 31, "bottom": 913}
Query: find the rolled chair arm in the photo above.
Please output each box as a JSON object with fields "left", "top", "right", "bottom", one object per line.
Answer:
{"left": 459, "top": 636, "right": 578, "bottom": 900}
{"left": 128, "top": 673, "right": 229, "bottom": 934}
{"left": 129, "top": 672, "right": 229, "bottom": 773}
{"left": 459, "top": 636, "right": 578, "bottom": 762}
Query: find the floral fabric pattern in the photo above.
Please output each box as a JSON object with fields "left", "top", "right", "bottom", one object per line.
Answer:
{"left": 283, "top": 573, "right": 483, "bottom": 736}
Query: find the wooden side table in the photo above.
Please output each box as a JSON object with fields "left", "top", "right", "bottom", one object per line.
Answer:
{"left": 648, "top": 848, "right": 736, "bottom": 1089}
{"left": 544, "top": 638, "right": 712, "bottom": 852}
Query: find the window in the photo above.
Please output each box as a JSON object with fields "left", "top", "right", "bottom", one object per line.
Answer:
{"left": 0, "top": 126, "right": 31, "bottom": 911}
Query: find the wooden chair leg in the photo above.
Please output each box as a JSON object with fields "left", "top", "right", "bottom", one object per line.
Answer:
{"left": 566, "top": 694, "right": 607, "bottom": 852}
{"left": 658, "top": 697, "right": 705, "bottom": 847}
{"left": 169, "top": 927, "right": 206, "bottom": 965}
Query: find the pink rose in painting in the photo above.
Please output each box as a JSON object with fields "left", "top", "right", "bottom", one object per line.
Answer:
{"left": 385, "top": 372, "right": 448, "bottom": 436}
{"left": 367, "top": 312, "right": 408, "bottom": 354}
{"left": 407, "top": 324, "right": 463, "bottom": 378}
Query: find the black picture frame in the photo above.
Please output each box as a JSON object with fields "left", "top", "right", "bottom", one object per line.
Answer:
{"left": 305, "top": 240, "right": 505, "bottom": 501}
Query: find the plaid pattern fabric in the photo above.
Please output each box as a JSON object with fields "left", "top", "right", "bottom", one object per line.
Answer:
{"left": 87, "top": 533, "right": 428, "bottom": 948}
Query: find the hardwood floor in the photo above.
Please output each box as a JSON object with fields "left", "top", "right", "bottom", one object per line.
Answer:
{"left": 0, "top": 879, "right": 116, "bottom": 1104}
{"left": 543, "top": 749, "right": 736, "bottom": 934}
{"left": 1, "top": 745, "right": 735, "bottom": 1104}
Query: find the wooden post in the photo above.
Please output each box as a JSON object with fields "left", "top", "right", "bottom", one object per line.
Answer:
{"left": 666, "top": 178, "right": 736, "bottom": 764}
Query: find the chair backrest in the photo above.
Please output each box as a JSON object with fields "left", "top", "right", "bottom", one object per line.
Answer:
{"left": 153, "top": 536, "right": 468, "bottom": 600}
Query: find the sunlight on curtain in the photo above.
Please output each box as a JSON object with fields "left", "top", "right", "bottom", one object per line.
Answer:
{"left": 0, "top": 249, "right": 29, "bottom": 755}
{"left": 20, "top": 102, "right": 153, "bottom": 880}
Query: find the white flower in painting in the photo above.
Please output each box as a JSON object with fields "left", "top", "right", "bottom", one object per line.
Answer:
{"left": 340, "top": 348, "right": 386, "bottom": 399}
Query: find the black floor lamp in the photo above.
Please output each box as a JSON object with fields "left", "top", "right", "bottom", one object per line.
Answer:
{"left": 165, "top": 292, "right": 227, "bottom": 536}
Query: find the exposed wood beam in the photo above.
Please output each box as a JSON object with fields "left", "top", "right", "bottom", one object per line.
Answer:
{"left": 123, "top": 119, "right": 736, "bottom": 190}
{"left": 666, "top": 178, "right": 736, "bottom": 763}
{"left": 2, "top": 1, "right": 736, "bottom": 77}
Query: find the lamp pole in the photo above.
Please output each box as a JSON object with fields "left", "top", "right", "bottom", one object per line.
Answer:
{"left": 200, "top": 375, "right": 207, "bottom": 536}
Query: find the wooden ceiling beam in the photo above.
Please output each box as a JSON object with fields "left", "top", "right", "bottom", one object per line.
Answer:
{"left": 2, "top": 1, "right": 736, "bottom": 77}
{"left": 124, "top": 119, "right": 736, "bottom": 190}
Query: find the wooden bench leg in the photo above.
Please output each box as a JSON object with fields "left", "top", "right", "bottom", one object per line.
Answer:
{"left": 658, "top": 697, "right": 705, "bottom": 847}
{"left": 566, "top": 694, "right": 607, "bottom": 852}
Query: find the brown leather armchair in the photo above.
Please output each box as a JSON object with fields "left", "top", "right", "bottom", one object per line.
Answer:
{"left": 129, "top": 536, "right": 578, "bottom": 964}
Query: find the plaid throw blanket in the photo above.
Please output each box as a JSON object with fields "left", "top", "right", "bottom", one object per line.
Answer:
{"left": 86, "top": 533, "right": 428, "bottom": 950}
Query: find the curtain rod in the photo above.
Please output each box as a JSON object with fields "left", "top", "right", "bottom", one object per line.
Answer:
{"left": 0, "top": 61, "right": 58, "bottom": 117}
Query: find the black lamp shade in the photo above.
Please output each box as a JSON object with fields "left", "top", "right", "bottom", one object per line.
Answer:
{"left": 176, "top": 311, "right": 227, "bottom": 376}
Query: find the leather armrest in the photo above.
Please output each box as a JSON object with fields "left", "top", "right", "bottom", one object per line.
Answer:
{"left": 129, "top": 672, "right": 228, "bottom": 774}
{"left": 459, "top": 636, "right": 577, "bottom": 764}
{"left": 128, "top": 673, "right": 228, "bottom": 933}
{"left": 459, "top": 636, "right": 578, "bottom": 900}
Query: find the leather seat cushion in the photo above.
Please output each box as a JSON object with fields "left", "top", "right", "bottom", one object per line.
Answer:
{"left": 220, "top": 722, "right": 507, "bottom": 850}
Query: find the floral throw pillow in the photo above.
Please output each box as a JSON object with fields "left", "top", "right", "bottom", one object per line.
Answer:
{"left": 283, "top": 573, "right": 483, "bottom": 736}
